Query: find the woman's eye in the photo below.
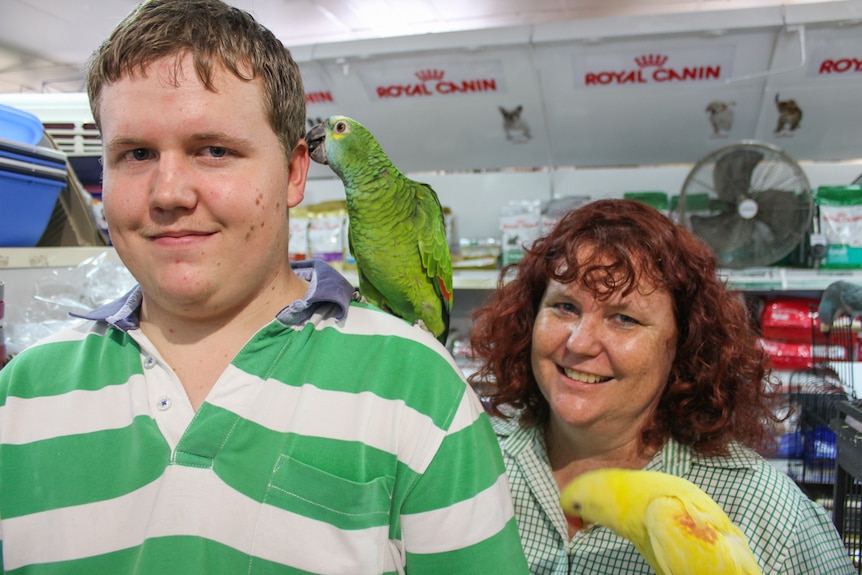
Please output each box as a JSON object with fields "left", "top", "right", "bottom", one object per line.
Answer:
{"left": 554, "top": 302, "right": 577, "bottom": 314}
{"left": 616, "top": 314, "right": 639, "bottom": 326}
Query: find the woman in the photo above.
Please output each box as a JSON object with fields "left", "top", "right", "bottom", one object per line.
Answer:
{"left": 469, "top": 199, "right": 854, "bottom": 574}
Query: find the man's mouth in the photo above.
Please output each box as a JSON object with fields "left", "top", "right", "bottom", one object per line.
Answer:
{"left": 150, "top": 229, "right": 214, "bottom": 239}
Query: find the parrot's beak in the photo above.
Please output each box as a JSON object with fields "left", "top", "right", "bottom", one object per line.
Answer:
{"left": 560, "top": 497, "right": 593, "bottom": 532}
{"left": 566, "top": 514, "right": 586, "bottom": 532}
{"left": 305, "top": 123, "right": 328, "bottom": 165}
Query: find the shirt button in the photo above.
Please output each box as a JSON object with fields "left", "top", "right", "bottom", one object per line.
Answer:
{"left": 143, "top": 356, "right": 156, "bottom": 369}
{"left": 156, "top": 395, "right": 172, "bottom": 411}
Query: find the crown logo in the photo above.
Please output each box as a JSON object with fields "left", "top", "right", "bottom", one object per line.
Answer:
{"left": 415, "top": 69, "right": 445, "bottom": 82}
{"left": 634, "top": 54, "right": 668, "bottom": 68}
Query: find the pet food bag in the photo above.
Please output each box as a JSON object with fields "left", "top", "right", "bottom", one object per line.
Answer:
{"left": 288, "top": 206, "right": 311, "bottom": 261}
{"left": 540, "top": 196, "right": 591, "bottom": 237}
{"left": 816, "top": 185, "right": 862, "bottom": 268}
{"left": 308, "top": 201, "right": 347, "bottom": 270}
{"left": 500, "top": 199, "right": 541, "bottom": 267}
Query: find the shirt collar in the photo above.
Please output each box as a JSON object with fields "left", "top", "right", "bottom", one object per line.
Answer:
{"left": 72, "top": 259, "right": 355, "bottom": 331}
{"left": 496, "top": 413, "right": 761, "bottom": 475}
{"left": 651, "top": 435, "right": 762, "bottom": 475}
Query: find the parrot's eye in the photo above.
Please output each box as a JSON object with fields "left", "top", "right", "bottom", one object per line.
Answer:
{"left": 335, "top": 121, "right": 347, "bottom": 133}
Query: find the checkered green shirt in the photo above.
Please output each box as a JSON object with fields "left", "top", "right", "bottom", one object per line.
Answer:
{"left": 493, "top": 415, "right": 856, "bottom": 575}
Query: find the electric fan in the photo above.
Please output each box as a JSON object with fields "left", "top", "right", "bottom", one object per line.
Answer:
{"left": 677, "top": 141, "right": 813, "bottom": 268}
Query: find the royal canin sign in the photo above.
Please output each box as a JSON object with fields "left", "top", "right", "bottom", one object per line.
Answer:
{"left": 809, "top": 40, "right": 862, "bottom": 77}
{"left": 817, "top": 57, "right": 862, "bottom": 75}
{"left": 373, "top": 69, "right": 499, "bottom": 99}
{"left": 306, "top": 91, "right": 334, "bottom": 104}
{"left": 582, "top": 53, "right": 723, "bottom": 86}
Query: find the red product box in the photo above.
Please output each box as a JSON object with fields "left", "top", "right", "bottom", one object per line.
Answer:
{"left": 759, "top": 297, "right": 824, "bottom": 343}
{"left": 758, "top": 338, "right": 850, "bottom": 370}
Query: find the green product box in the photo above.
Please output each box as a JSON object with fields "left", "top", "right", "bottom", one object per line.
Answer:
{"left": 624, "top": 191, "right": 669, "bottom": 213}
{"left": 816, "top": 185, "right": 862, "bottom": 269}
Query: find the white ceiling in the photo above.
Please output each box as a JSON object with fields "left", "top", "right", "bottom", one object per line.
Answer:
{"left": 0, "top": 0, "right": 839, "bottom": 93}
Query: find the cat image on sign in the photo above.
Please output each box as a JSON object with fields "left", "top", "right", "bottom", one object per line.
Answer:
{"left": 705, "top": 100, "right": 735, "bottom": 136}
{"left": 499, "top": 105, "right": 531, "bottom": 143}
{"left": 774, "top": 94, "right": 802, "bottom": 133}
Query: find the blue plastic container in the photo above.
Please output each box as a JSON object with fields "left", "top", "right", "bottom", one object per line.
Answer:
{"left": 0, "top": 137, "right": 66, "bottom": 170}
{"left": 0, "top": 103, "right": 44, "bottom": 146}
{"left": 0, "top": 158, "right": 67, "bottom": 246}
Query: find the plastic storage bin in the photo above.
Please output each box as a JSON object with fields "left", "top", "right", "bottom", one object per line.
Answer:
{"left": 0, "top": 137, "right": 66, "bottom": 170}
{"left": 0, "top": 138, "right": 68, "bottom": 246}
{"left": 0, "top": 103, "right": 44, "bottom": 146}
{"left": 0, "top": 281, "right": 5, "bottom": 368}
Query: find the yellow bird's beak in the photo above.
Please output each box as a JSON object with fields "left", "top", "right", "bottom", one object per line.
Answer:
{"left": 566, "top": 514, "right": 585, "bottom": 532}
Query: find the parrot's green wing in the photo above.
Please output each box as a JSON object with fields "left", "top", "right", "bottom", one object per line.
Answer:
{"left": 348, "top": 229, "right": 396, "bottom": 317}
{"left": 413, "top": 181, "right": 453, "bottom": 324}
{"left": 645, "top": 495, "right": 763, "bottom": 575}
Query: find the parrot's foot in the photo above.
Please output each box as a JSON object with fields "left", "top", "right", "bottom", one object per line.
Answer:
{"left": 351, "top": 288, "right": 369, "bottom": 304}
{"left": 413, "top": 319, "right": 433, "bottom": 335}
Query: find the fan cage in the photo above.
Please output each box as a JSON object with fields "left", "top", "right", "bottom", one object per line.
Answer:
{"left": 677, "top": 141, "right": 813, "bottom": 269}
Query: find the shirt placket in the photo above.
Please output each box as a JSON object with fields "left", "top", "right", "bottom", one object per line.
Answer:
{"left": 132, "top": 332, "right": 196, "bottom": 451}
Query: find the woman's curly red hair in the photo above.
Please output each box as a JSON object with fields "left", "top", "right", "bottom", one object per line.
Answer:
{"left": 469, "top": 199, "right": 781, "bottom": 456}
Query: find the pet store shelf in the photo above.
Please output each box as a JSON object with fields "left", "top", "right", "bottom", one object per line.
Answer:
{"left": 339, "top": 269, "right": 500, "bottom": 290}
{"left": 0, "top": 247, "right": 121, "bottom": 269}
{"left": 720, "top": 268, "right": 862, "bottom": 292}
{"left": 1, "top": 247, "right": 862, "bottom": 292}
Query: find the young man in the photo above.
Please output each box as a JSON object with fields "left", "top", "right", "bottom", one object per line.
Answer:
{"left": 0, "top": 2, "right": 528, "bottom": 573}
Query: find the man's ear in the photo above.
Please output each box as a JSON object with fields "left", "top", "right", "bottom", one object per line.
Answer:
{"left": 286, "top": 139, "right": 309, "bottom": 208}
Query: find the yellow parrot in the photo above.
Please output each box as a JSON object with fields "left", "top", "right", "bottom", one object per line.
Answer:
{"left": 560, "top": 468, "right": 764, "bottom": 575}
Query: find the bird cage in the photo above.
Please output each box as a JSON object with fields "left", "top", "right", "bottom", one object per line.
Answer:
{"left": 784, "top": 294, "right": 859, "bottom": 495}
{"left": 817, "top": 280, "right": 862, "bottom": 572}
{"left": 831, "top": 400, "right": 862, "bottom": 573}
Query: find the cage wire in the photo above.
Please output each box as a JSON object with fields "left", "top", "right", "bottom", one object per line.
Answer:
{"left": 785, "top": 306, "right": 857, "bottom": 503}
{"left": 832, "top": 400, "right": 862, "bottom": 573}
{"left": 813, "top": 304, "right": 862, "bottom": 572}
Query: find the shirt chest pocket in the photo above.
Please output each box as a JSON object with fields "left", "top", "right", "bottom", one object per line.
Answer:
{"left": 250, "top": 453, "right": 395, "bottom": 575}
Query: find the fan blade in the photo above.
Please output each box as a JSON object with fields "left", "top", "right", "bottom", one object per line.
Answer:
{"left": 713, "top": 149, "right": 764, "bottom": 204}
{"left": 746, "top": 220, "right": 779, "bottom": 261}
{"left": 690, "top": 211, "right": 755, "bottom": 255}
{"left": 754, "top": 189, "right": 810, "bottom": 236}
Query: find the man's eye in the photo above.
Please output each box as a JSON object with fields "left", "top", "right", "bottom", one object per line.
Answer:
{"left": 207, "top": 146, "right": 228, "bottom": 158}
{"left": 128, "top": 148, "right": 150, "bottom": 161}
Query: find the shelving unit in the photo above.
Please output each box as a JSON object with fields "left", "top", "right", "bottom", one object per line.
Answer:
{"left": 0, "top": 247, "right": 121, "bottom": 269}
{"left": 3, "top": 246, "right": 862, "bottom": 291}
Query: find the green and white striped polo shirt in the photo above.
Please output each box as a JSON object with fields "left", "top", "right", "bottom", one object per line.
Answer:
{"left": 0, "top": 260, "right": 529, "bottom": 575}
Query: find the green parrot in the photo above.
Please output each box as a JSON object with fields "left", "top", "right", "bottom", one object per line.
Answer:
{"left": 305, "top": 116, "right": 453, "bottom": 345}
